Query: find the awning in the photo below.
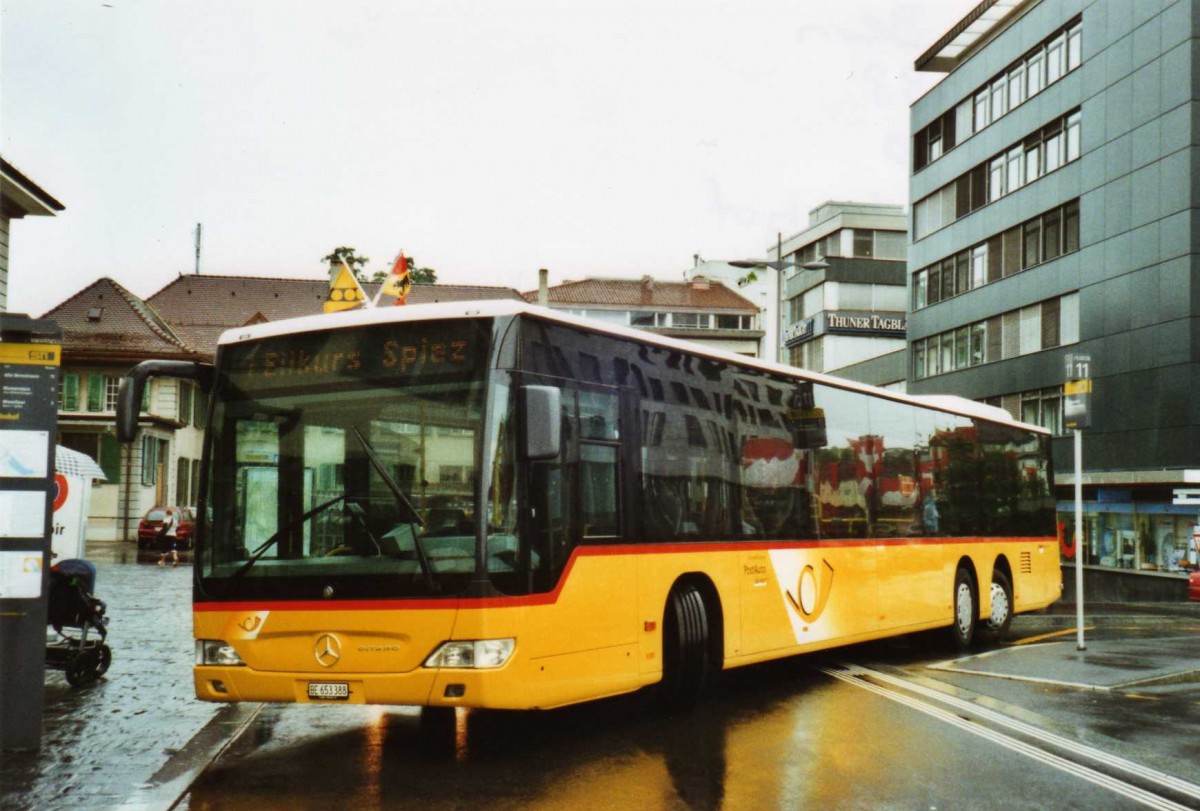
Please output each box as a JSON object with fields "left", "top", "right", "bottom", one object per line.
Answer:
{"left": 55, "top": 445, "right": 107, "bottom": 480}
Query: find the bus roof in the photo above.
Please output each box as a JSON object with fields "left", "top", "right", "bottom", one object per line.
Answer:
{"left": 215, "top": 299, "right": 1049, "bottom": 435}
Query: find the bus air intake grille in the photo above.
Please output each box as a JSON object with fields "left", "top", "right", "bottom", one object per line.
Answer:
{"left": 1020, "top": 552, "right": 1033, "bottom": 574}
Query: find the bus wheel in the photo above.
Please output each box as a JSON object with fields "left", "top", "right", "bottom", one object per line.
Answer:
{"left": 977, "top": 570, "right": 1013, "bottom": 646}
{"left": 950, "top": 567, "right": 977, "bottom": 651}
{"left": 659, "top": 583, "right": 711, "bottom": 711}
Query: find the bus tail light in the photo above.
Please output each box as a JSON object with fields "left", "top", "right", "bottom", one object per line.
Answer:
{"left": 424, "top": 639, "right": 515, "bottom": 669}
{"left": 197, "top": 639, "right": 246, "bottom": 666}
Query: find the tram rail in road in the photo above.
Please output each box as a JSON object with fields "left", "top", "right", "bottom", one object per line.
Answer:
{"left": 823, "top": 663, "right": 1200, "bottom": 811}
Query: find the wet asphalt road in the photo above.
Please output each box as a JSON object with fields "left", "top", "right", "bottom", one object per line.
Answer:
{"left": 183, "top": 625, "right": 1200, "bottom": 810}
{"left": 6, "top": 542, "right": 1200, "bottom": 810}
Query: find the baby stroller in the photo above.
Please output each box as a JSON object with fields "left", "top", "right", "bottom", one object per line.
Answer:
{"left": 45, "top": 559, "right": 112, "bottom": 687}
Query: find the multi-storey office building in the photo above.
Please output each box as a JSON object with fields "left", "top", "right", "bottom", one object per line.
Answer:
{"left": 908, "top": 0, "right": 1198, "bottom": 596}
{"left": 775, "top": 202, "right": 910, "bottom": 389}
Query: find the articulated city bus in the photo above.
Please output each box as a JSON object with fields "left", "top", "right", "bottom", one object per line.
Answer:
{"left": 117, "top": 300, "right": 1060, "bottom": 710}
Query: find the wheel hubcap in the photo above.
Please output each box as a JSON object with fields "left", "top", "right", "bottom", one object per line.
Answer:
{"left": 956, "top": 583, "right": 973, "bottom": 635}
{"left": 988, "top": 582, "right": 1010, "bottom": 628}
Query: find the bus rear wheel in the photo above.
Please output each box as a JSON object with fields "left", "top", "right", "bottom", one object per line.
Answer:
{"left": 950, "top": 567, "right": 977, "bottom": 651}
{"left": 977, "top": 569, "right": 1013, "bottom": 646}
{"left": 659, "top": 582, "right": 712, "bottom": 711}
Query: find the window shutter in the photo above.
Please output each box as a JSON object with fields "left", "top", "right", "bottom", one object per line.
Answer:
{"left": 142, "top": 436, "right": 157, "bottom": 486}
{"left": 1002, "top": 311, "right": 1020, "bottom": 359}
{"left": 99, "top": 434, "right": 121, "bottom": 484}
{"left": 87, "top": 374, "right": 103, "bottom": 412}
{"left": 62, "top": 373, "right": 79, "bottom": 411}
{"left": 1041, "top": 299, "right": 1061, "bottom": 349}
{"left": 986, "top": 316, "right": 1003, "bottom": 362}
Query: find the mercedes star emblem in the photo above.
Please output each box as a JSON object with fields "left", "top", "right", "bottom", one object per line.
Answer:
{"left": 314, "top": 633, "right": 342, "bottom": 667}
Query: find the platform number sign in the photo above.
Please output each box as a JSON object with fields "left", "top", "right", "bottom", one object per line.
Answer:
{"left": 1063, "top": 352, "right": 1092, "bottom": 430}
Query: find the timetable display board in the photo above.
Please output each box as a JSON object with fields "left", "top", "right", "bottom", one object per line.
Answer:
{"left": 0, "top": 314, "right": 60, "bottom": 751}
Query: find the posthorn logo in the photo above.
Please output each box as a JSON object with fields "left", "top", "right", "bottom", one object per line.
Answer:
{"left": 786, "top": 559, "right": 835, "bottom": 624}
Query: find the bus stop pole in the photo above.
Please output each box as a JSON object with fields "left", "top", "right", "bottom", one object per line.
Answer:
{"left": 1074, "top": 428, "right": 1085, "bottom": 651}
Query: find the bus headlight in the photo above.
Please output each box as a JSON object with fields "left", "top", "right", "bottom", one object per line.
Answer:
{"left": 423, "top": 639, "right": 515, "bottom": 669}
{"left": 197, "top": 639, "right": 246, "bottom": 666}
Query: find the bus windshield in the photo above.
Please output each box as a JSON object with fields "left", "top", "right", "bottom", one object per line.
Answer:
{"left": 198, "top": 319, "right": 492, "bottom": 601}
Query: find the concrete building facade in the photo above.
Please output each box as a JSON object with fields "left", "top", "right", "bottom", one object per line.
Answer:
{"left": 774, "top": 202, "right": 909, "bottom": 389}
{"left": 908, "top": 0, "right": 1198, "bottom": 595}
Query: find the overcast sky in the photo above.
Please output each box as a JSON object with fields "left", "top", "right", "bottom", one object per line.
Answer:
{"left": 3, "top": 0, "right": 969, "bottom": 317}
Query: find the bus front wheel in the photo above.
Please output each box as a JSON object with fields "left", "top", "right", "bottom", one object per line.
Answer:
{"left": 950, "top": 567, "right": 977, "bottom": 651}
{"left": 977, "top": 569, "right": 1013, "bottom": 646}
{"left": 659, "top": 583, "right": 712, "bottom": 711}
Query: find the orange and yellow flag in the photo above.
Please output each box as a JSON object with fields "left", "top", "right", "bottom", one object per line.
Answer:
{"left": 378, "top": 252, "right": 412, "bottom": 305}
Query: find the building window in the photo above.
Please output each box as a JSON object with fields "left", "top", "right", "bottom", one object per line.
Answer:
{"left": 989, "top": 157, "right": 1006, "bottom": 203}
{"left": 1027, "top": 49, "right": 1045, "bottom": 95}
{"left": 1060, "top": 292, "right": 1080, "bottom": 344}
{"left": 911, "top": 200, "right": 1081, "bottom": 309}
{"left": 974, "top": 89, "right": 990, "bottom": 132}
{"left": 1009, "top": 62, "right": 1026, "bottom": 108}
{"left": 1065, "top": 111, "right": 1081, "bottom": 162}
{"left": 912, "top": 293, "right": 1078, "bottom": 380}
{"left": 716, "top": 314, "right": 753, "bottom": 330}
{"left": 1019, "top": 305, "right": 1042, "bottom": 355}
{"left": 1023, "top": 219, "right": 1042, "bottom": 267}
{"left": 853, "top": 230, "right": 875, "bottom": 258}
{"left": 913, "top": 111, "right": 1080, "bottom": 241}
{"left": 1067, "top": 23, "right": 1083, "bottom": 71}
{"left": 1021, "top": 388, "right": 1063, "bottom": 435}
{"left": 911, "top": 17, "right": 1082, "bottom": 172}
{"left": 670, "top": 312, "right": 709, "bottom": 329}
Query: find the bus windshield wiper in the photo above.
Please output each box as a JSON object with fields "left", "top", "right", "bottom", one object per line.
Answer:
{"left": 350, "top": 426, "right": 438, "bottom": 593}
{"left": 229, "top": 493, "right": 348, "bottom": 580}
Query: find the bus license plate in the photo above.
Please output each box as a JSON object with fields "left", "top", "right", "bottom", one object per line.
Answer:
{"left": 308, "top": 682, "right": 350, "bottom": 700}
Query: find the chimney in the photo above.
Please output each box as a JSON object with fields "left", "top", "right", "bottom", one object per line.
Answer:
{"left": 691, "top": 275, "right": 710, "bottom": 291}
{"left": 538, "top": 268, "right": 549, "bottom": 306}
{"left": 641, "top": 275, "right": 655, "bottom": 291}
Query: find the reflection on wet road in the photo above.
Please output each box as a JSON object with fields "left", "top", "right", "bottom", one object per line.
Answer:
{"left": 183, "top": 641, "right": 1184, "bottom": 810}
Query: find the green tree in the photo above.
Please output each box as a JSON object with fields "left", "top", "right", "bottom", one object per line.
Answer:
{"left": 322, "top": 246, "right": 370, "bottom": 282}
{"left": 411, "top": 266, "right": 437, "bottom": 284}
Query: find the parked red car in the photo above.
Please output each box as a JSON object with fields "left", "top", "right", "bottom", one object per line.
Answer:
{"left": 137, "top": 506, "right": 196, "bottom": 551}
{"left": 1189, "top": 570, "right": 1200, "bottom": 602}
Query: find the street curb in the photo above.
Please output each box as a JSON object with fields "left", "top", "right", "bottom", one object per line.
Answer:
{"left": 117, "top": 702, "right": 263, "bottom": 811}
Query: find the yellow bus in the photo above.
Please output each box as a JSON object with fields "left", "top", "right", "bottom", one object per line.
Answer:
{"left": 117, "top": 301, "right": 1061, "bottom": 710}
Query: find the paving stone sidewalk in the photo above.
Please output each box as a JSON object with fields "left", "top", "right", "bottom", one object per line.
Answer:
{"left": 0, "top": 546, "right": 220, "bottom": 811}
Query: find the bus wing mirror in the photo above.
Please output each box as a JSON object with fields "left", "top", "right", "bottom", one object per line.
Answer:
{"left": 117, "top": 360, "right": 215, "bottom": 443}
{"left": 522, "top": 385, "right": 561, "bottom": 461}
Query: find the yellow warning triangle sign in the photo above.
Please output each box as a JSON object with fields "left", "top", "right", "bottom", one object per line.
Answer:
{"left": 324, "top": 264, "right": 368, "bottom": 313}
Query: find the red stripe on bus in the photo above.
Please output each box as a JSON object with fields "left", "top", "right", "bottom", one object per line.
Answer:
{"left": 194, "top": 535, "right": 1053, "bottom": 613}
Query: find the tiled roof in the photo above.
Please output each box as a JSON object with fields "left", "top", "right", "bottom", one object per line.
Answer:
{"left": 524, "top": 277, "right": 757, "bottom": 312}
{"left": 45, "top": 274, "right": 528, "bottom": 362}
{"left": 43, "top": 277, "right": 194, "bottom": 361}
{"left": 147, "top": 275, "right": 525, "bottom": 349}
